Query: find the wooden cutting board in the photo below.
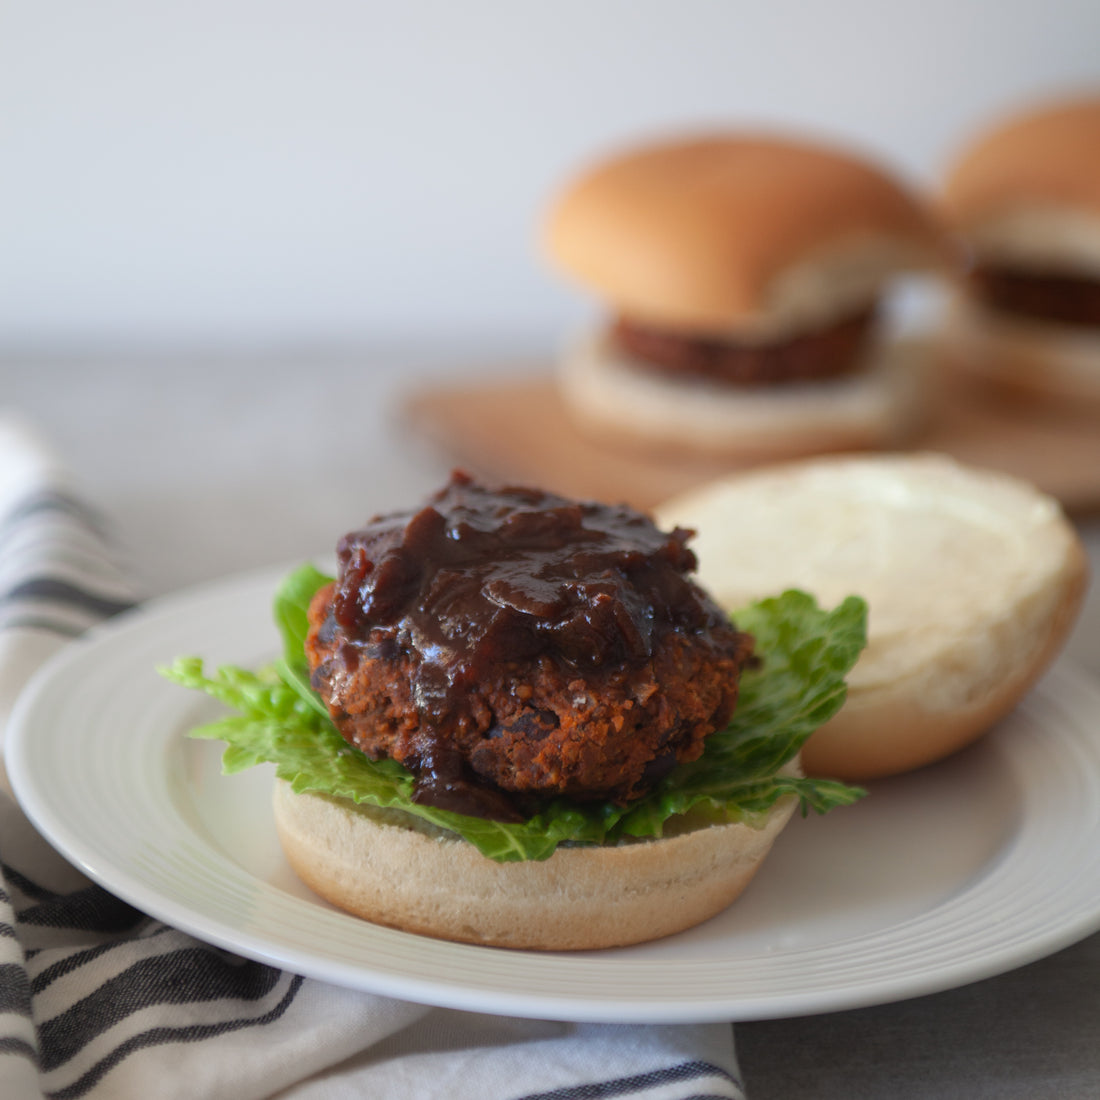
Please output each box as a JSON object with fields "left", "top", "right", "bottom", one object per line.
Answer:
{"left": 405, "top": 368, "right": 1100, "bottom": 515}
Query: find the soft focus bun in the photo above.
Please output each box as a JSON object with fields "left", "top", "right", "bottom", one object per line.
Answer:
{"left": 940, "top": 97, "right": 1100, "bottom": 404}
{"left": 545, "top": 133, "right": 945, "bottom": 337}
{"left": 655, "top": 453, "right": 1088, "bottom": 781}
{"left": 272, "top": 779, "right": 797, "bottom": 950}
{"left": 946, "top": 296, "right": 1100, "bottom": 409}
{"left": 943, "top": 97, "right": 1100, "bottom": 272}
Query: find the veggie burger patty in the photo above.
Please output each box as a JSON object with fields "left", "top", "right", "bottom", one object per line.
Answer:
{"left": 305, "top": 470, "right": 754, "bottom": 820}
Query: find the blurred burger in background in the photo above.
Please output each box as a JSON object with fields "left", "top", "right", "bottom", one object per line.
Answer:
{"left": 942, "top": 95, "right": 1100, "bottom": 410}
{"left": 542, "top": 132, "right": 950, "bottom": 459}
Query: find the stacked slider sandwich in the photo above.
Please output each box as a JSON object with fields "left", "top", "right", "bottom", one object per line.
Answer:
{"left": 942, "top": 95, "right": 1100, "bottom": 409}
{"left": 543, "top": 132, "right": 950, "bottom": 458}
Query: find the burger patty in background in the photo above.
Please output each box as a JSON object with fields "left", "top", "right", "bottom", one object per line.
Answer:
{"left": 968, "top": 267, "right": 1100, "bottom": 328}
{"left": 611, "top": 305, "right": 877, "bottom": 386}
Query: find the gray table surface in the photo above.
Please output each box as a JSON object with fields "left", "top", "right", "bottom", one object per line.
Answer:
{"left": 8, "top": 355, "right": 1100, "bottom": 1099}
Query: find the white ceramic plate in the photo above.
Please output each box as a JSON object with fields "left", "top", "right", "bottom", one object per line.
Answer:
{"left": 9, "top": 567, "right": 1100, "bottom": 1024}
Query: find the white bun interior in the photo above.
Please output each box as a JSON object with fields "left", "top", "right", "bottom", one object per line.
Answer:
{"left": 757, "top": 237, "right": 941, "bottom": 340}
{"left": 272, "top": 779, "right": 798, "bottom": 951}
{"left": 655, "top": 453, "right": 1088, "bottom": 780}
{"left": 961, "top": 207, "right": 1100, "bottom": 278}
{"left": 556, "top": 327, "right": 928, "bottom": 459}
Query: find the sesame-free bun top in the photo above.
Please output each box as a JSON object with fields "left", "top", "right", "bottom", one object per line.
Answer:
{"left": 943, "top": 96, "right": 1100, "bottom": 273}
{"left": 655, "top": 453, "right": 1088, "bottom": 781}
{"left": 544, "top": 133, "right": 945, "bottom": 337}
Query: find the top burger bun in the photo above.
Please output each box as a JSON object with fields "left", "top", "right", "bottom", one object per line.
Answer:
{"left": 543, "top": 133, "right": 948, "bottom": 458}
{"left": 943, "top": 96, "right": 1100, "bottom": 267}
{"left": 655, "top": 453, "right": 1088, "bottom": 781}
{"left": 546, "top": 135, "right": 945, "bottom": 336}
{"left": 941, "top": 96, "right": 1100, "bottom": 406}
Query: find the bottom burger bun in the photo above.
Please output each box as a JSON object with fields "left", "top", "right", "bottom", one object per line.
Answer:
{"left": 556, "top": 327, "right": 928, "bottom": 459}
{"left": 655, "top": 452, "right": 1088, "bottom": 781}
{"left": 272, "top": 778, "right": 798, "bottom": 950}
{"left": 944, "top": 297, "right": 1100, "bottom": 411}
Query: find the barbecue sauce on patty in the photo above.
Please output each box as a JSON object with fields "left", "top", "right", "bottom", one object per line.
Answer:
{"left": 308, "top": 472, "right": 751, "bottom": 820}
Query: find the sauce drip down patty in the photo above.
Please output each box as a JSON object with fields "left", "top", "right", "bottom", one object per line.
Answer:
{"left": 306, "top": 472, "right": 753, "bottom": 821}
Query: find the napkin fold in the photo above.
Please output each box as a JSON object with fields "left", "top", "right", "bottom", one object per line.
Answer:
{"left": 0, "top": 416, "right": 746, "bottom": 1100}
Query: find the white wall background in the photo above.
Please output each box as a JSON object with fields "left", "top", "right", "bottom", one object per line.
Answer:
{"left": 2, "top": 0, "right": 1099, "bottom": 355}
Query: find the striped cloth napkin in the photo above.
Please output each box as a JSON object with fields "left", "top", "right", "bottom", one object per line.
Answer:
{"left": 0, "top": 415, "right": 745, "bottom": 1100}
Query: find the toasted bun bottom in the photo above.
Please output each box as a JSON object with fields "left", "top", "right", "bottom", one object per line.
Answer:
{"left": 272, "top": 779, "right": 797, "bottom": 950}
{"left": 556, "top": 327, "right": 927, "bottom": 460}
{"left": 945, "top": 296, "right": 1100, "bottom": 410}
{"left": 655, "top": 453, "right": 1088, "bottom": 781}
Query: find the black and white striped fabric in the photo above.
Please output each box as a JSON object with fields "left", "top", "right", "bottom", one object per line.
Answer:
{"left": 0, "top": 417, "right": 746, "bottom": 1100}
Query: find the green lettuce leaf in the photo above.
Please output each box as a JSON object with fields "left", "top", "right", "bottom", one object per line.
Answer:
{"left": 160, "top": 564, "right": 867, "bottom": 862}
{"left": 271, "top": 561, "right": 332, "bottom": 721}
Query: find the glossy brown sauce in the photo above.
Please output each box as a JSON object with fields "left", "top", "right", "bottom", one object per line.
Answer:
{"left": 320, "top": 471, "right": 740, "bottom": 818}
{"left": 330, "top": 471, "right": 722, "bottom": 694}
